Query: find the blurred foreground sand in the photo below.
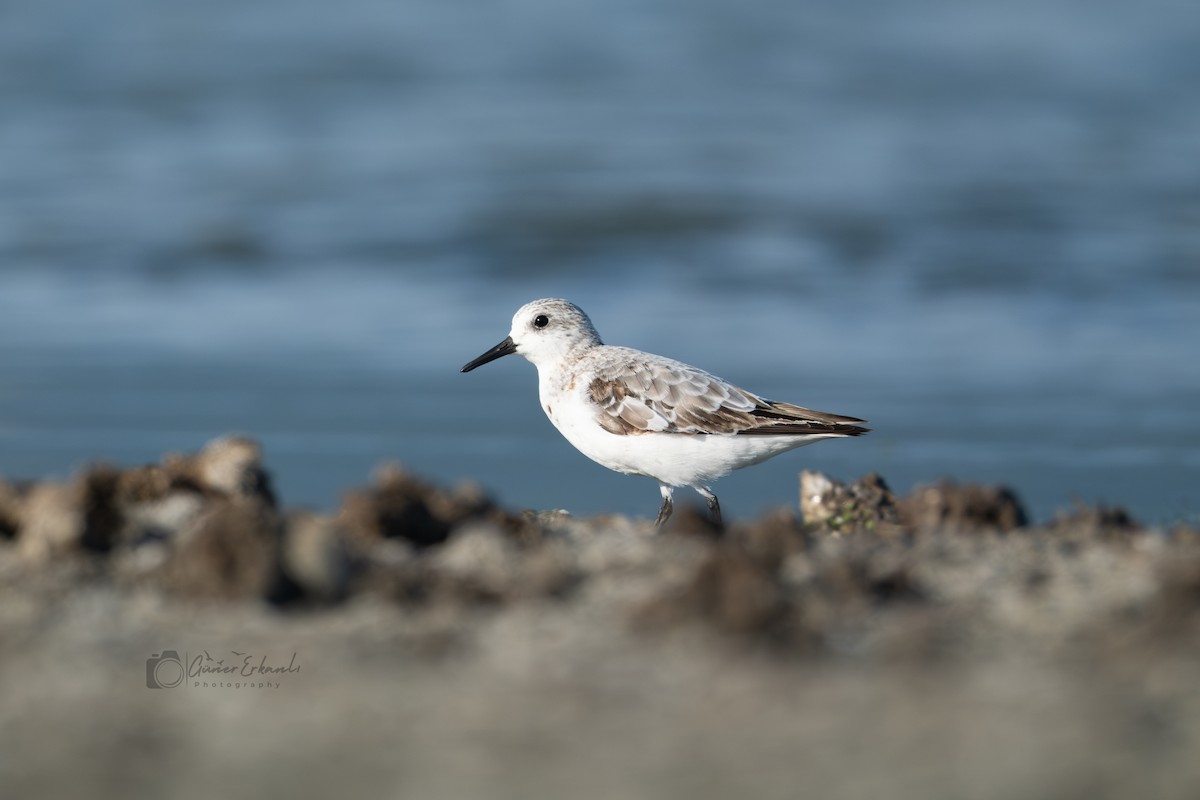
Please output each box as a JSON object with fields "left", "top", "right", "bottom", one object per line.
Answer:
{"left": 1, "top": 437, "right": 1198, "bottom": 799}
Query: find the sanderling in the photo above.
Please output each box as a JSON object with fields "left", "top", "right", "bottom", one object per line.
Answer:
{"left": 461, "top": 298, "right": 868, "bottom": 526}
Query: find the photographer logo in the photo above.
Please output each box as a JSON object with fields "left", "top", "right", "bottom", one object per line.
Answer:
{"left": 146, "top": 651, "right": 185, "bottom": 689}
{"left": 144, "top": 649, "right": 300, "bottom": 689}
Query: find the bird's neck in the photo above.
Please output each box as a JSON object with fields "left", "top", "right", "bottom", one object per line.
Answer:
{"left": 533, "top": 342, "right": 597, "bottom": 390}
{"left": 528, "top": 338, "right": 598, "bottom": 372}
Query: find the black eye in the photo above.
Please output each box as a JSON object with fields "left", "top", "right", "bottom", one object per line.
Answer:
{"left": 533, "top": 314, "right": 549, "bottom": 329}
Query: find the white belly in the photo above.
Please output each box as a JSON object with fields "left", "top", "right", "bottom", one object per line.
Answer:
{"left": 538, "top": 374, "right": 833, "bottom": 488}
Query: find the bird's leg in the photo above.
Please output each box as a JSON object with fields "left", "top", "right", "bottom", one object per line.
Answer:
{"left": 655, "top": 484, "right": 674, "bottom": 527}
{"left": 696, "top": 487, "right": 722, "bottom": 525}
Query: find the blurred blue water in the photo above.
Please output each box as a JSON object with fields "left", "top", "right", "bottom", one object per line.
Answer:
{"left": 1, "top": 0, "right": 1197, "bottom": 522}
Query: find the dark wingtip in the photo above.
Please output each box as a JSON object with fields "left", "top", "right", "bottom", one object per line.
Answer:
{"left": 736, "top": 421, "right": 871, "bottom": 437}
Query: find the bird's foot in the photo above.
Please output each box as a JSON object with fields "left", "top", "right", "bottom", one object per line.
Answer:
{"left": 655, "top": 495, "right": 674, "bottom": 527}
{"left": 706, "top": 495, "right": 722, "bottom": 526}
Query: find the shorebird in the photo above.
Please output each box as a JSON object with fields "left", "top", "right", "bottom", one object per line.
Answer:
{"left": 461, "top": 298, "right": 868, "bottom": 525}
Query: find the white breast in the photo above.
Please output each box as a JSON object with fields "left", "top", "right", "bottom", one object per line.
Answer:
{"left": 536, "top": 365, "right": 827, "bottom": 488}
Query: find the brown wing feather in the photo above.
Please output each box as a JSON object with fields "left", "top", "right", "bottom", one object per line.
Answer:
{"left": 587, "top": 351, "right": 869, "bottom": 438}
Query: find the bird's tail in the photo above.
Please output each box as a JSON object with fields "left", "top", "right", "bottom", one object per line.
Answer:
{"left": 740, "top": 400, "right": 870, "bottom": 437}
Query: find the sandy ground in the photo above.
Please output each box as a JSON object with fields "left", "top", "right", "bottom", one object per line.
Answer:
{"left": 1, "top": 437, "right": 1198, "bottom": 799}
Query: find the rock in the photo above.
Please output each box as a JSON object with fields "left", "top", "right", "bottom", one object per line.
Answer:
{"left": 0, "top": 479, "right": 28, "bottom": 541}
{"left": 1170, "top": 525, "right": 1200, "bottom": 546}
{"left": 115, "top": 465, "right": 174, "bottom": 504}
{"left": 729, "top": 509, "right": 810, "bottom": 567}
{"left": 120, "top": 490, "right": 208, "bottom": 547}
{"left": 423, "top": 522, "right": 576, "bottom": 605}
{"left": 661, "top": 503, "right": 723, "bottom": 539}
{"left": 165, "top": 435, "right": 276, "bottom": 505}
{"left": 16, "top": 466, "right": 124, "bottom": 563}
{"left": 800, "top": 471, "right": 900, "bottom": 533}
{"left": 338, "top": 463, "right": 517, "bottom": 550}
{"left": 635, "top": 541, "right": 788, "bottom": 639}
{"left": 430, "top": 522, "right": 522, "bottom": 603}
{"left": 523, "top": 509, "right": 572, "bottom": 526}
{"left": 76, "top": 466, "right": 123, "bottom": 553}
{"left": 800, "top": 470, "right": 837, "bottom": 524}
{"left": 159, "top": 500, "right": 284, "bottom": 601}
{"left": 282, "top": 512, "right": 354, "bottom": 602}
{"left": 111, "top": 437, "right": 277, "bottom": 549}
{"left": 690, "top": 548, "right": 786, "bottom": 634}
{"left": 1043, "top": 503, "right": 1141, "bottom": 540}
{"left": 637, "top": 520, "right": 930, "bottom": 651}
{"left": 1151, "top": 551, "right": 1200, "bottom": 620}
{"left": 896, "top": 480, "right": 1027, "bottom": 532}
{"left": 17, "top": 483, "right": 79, "bottom": 564}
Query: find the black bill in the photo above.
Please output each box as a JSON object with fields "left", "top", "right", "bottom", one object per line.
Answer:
{"left": 461, "top": 336, "right": 517, "bottom": 372}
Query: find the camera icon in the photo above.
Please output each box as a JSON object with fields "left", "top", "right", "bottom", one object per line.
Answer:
{"left": 146, "top": 651, "right": 185, "bottom": 689}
